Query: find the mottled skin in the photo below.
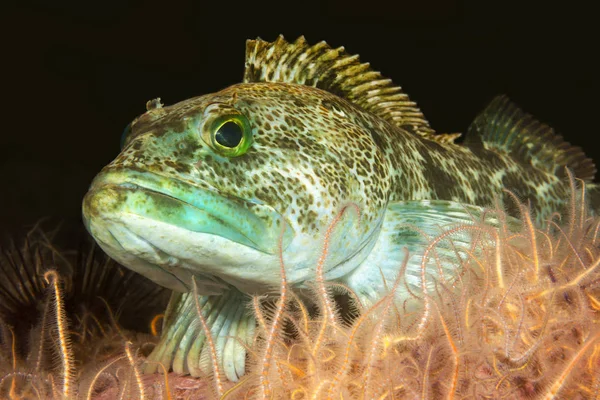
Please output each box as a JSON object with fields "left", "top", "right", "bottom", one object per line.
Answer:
{"left": 82, "top": 38, "right": 598, "bottom": 380}
{"left": 85, "top": 83, "right": 393, "bottom": 291}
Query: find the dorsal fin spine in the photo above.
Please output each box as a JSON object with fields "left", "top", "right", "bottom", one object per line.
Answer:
{"left": 244, "top": 35, "right": 457, "bottom": 143}
{"left": 332, "top": 55, "right": 359, "bottom": 69}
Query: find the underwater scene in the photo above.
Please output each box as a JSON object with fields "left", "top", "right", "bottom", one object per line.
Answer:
{"left": 3, "top": 33, "right": 600, "bottom": 399}
{"left": 2, "top": 0, "right": 598, "bottom": 395}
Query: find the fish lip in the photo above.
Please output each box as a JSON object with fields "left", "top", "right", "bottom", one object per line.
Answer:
{"left": 85, "top": 168, "right": 295, "bottom": 254}
{"left": 99, "top": 180, "right": 198, "bottom": 212}
{"left": 89, "top": 169, "right": 252, "bottom": 208}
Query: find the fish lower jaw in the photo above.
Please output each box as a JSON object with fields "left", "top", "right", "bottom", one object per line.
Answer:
{"left": 84, "top": 169, "right": 295, "bottom": 254}
{"left": 84, "top": 210, "right": 284, "bottom": 294}
{"left": 85, "top": 217, "right": 191, "bottom": 292}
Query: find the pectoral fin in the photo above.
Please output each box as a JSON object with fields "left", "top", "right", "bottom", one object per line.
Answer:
{"left": 143, "top": 286, "right": 254, "bottom": 381}
{"left": 343, "top": 199, "right": 517, "bottom": 306}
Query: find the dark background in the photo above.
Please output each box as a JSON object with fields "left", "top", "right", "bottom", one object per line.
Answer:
{"left": 1, "top": 0, "right": 597, "bottom": 238}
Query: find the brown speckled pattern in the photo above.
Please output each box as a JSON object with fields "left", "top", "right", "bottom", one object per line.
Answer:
{"left": 107, "top": 79, "right": 591, "bottom": 236}
{"left": 108, "top": 83, "right": 392, "bottom": 239}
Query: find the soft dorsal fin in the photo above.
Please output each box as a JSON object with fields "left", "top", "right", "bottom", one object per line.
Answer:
{"left": 244, "top": 35, "right": 460, "bottom": 144}
{"left": 466, "top": 95, "right": 596, "bottom": 181}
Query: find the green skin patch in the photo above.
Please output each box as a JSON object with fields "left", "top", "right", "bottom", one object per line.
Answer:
{"left": 84, "top": 169, "right": 295, "bottom": 293}
{"left": 82, "top": 36, "right": 598, "bottom": 381}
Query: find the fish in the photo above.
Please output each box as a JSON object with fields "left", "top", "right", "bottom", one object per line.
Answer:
{"left": 82, "top": 35, "right": 599, "bottom": 381}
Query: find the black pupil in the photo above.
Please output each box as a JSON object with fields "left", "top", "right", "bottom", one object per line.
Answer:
{"left": 215, "top": 121, "right": 243, "bottom": 148}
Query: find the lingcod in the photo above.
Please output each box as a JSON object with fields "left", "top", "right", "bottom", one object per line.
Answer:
{"left": 82, "top": 36, "right": 598, "bottom": 381}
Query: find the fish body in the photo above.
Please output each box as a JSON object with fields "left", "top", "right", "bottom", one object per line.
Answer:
{"left": 82, "top": 36, "right": 597, "bottom": 380}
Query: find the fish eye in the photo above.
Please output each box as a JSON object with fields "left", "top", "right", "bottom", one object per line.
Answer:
{"left": 208, "top": 114, "right": 252, "bottom": 157}
{"left": 215, "top": 121, "right": 243, "bottom": 148}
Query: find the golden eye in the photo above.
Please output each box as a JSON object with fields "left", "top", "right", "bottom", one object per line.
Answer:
{"left": 208, "top": 114, "right": 252, "bottom": 157}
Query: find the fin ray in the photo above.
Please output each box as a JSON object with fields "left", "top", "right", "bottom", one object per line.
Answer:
{"left": 143, "top": 287, "right": 254, "bottom": 382}
{"left": 343, "top": 200, "right": 519, "bottom": 305}
{"left": 245, "top": 35, "right": 461, "bottom": 144}
{"left": 467, "top": 95, "right": 596, "bottom": 181}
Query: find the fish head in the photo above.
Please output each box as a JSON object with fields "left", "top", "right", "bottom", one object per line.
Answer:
{"left": 82, "top": 82, "right": 391, "bottom": 294}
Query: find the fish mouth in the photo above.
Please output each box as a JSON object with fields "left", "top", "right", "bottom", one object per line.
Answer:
{"left": 82, "top": 169, "right": 294, "bottom": 291}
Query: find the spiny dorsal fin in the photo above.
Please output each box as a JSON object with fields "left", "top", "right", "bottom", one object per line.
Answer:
{"left": 467, "top": 95, "right": 596, "bottom": 181}
{"left": 244, "top": 35, "right": 460, "bottom": 144}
